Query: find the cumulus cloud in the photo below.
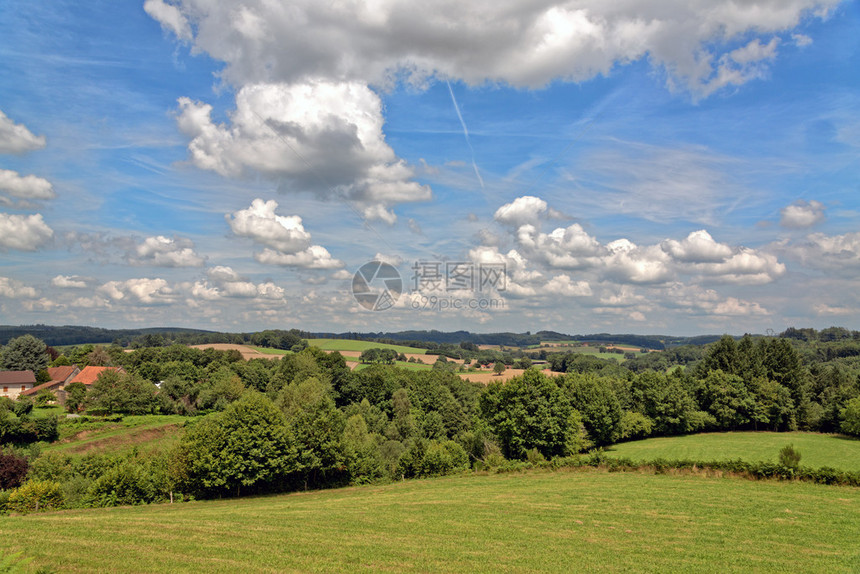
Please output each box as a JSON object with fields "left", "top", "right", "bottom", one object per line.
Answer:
{"left": 187, "top": 265, "right": 287, "bottom": 302}
{"left": 0, "top": 213, "right": 53, "bottom": 251}
{"left": 780, "top": 200, "right": 826, "bottom": 228}
{"left": 543, "top": 274, "right": 592, "bottom": 297}
{"left": 663, "top": 283, "right": 769, "bottom": 316}
{"left": 0, "top": 169, "right": 55, "bottom": 203}
{"left": 0, "top": 276, "right": 37, "bottom": 299}
{"left": 97, "top": 278, "right": 175, "bottom": 305}
{"left": 0, "top": 110, "right": 46, "bottom": 154}
{"left": 147, "top": 0, "right": 836, "bottom": 95}
{"left": 490, "top": 197, "right": 785, "bottom": 286}
{"left": 662, "top": 230, "right": 733, "bottom": 263}
{"left": 604, "top": 239, "right": 673, "bottom": 284}
{"left": 255, "top": 246, "right": 342, "bottom": 269}
{"left": 227, "top": 199, "right": 344, "bottom": 269}
{"left": 494, "top": 196, "right": 548, "bottom": 227}
{"left": 175, "top": 81, "right": 430, "bottom": 215}
{"left": 130, "top": 235, "right": 206, "bottom": 267}
{"left": 143, "top": 0, "right": 192, "bottom": 41}
{"left": 149, "top": 1, "right": 831, "bottom": 225}
{"left": 784, "top": 231, "right": 860, "bottom": 270}
{"left": 51, "top": 275, "right": 88, "bottom": 289}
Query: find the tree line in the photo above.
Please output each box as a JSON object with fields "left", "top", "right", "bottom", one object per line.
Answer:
{"left": 1, "top": 328, "right": 859, "bottom": 512}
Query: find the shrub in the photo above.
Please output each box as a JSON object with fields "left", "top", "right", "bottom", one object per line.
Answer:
{"left": 6, "top": 480, "right": 65, "bottom": 514}
{"left": 0, "top": 449, "right": 29, "bottom": 490}
{"left": 779, "top": 444, "right": 802, "bottom": 469}
{"left": 85, "top": 461, "right": 159, "bottom": 507}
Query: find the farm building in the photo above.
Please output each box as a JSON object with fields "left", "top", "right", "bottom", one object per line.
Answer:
{"left": 69, "top": 365, "right": 126, "bottom": 386}
{"left": 20, "top": 365, "right": 82, "bottom": 403}
{"left": 0, "top": 370, "right": 37, "bottom": 400}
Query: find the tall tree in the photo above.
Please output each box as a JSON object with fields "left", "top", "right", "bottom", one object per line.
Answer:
{"left": 1, "top": 334, "right": 49, "bottom": 372}
{"left": 178, "top": 392, "right": 297, "bottom": 497}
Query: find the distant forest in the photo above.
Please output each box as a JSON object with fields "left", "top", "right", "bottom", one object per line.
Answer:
{"left": 0, "top": 324, "right": 739, "bottom": 350}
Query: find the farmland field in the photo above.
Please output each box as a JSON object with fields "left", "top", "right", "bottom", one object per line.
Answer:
{"left": 306, "top": 338, "right": 427, "bottom": 354}
{"left": 606, "top": 432, "right": 860, "bottom": 472}
{"left": 2, "top": 469, "right": 859, "bottom": 573}
{"left": 44, "top": 414, "right": 189, "bottom": 456}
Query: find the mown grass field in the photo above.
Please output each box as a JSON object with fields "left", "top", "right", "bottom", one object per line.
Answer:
{"left": 306, "top": 338, "right": 427, "bottom": 354}
{"left": 2, "top": 469, "right": 859, "bottom": 573}
{"left": 252, "top": 346, "right": 291, "bottom": 355}
{"left": 606, "top": 432, "right": 860, "bottom": 472}
{"left": 353, "top": 360, "right": 432, "bottom": 372}
{"left": 44, "top": 414, "right": 189, "bottom": 457}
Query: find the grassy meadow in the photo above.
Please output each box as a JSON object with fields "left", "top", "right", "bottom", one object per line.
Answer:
{"left": 43, "top": 414, "right": 188, "bottom": 457}
{"left": 606, "top": 432, "right": 860, "bottom": 472}
{"left": 306, "top": 338, "right": 427, "bottom": 355}
{"left": 2, "top": 469, "right": 859, "bottom": 573}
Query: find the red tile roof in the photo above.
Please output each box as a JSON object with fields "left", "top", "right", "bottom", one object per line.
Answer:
{"left": 0, "top": 370, "right": 36, "bottom": 384}
{"left": 47, "top": 365, "right": 79, "bottom": 384}
{"left": 69, "top": 366, "right": 125, "bottom": 386}
{"left": 21, "top": 380, "right": 64, "bottom": 396}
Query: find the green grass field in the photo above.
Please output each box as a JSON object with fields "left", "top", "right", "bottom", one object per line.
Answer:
{"left": 252, "top": 346, "right": 291, "bottom": 355}
{"left": 2, "top": 469, "right": 859, "bottom": 573}
{"left": 353, "top": 360, "right": 432, "bottom": 371}
{"left": 306, "top": 338, "right": 427, "bottom": 355}
{"left": 45, "top": 414, "right": 189, "bottom": 457}
{"left": 606, "top": 432, "right": 860, "bottom": 472}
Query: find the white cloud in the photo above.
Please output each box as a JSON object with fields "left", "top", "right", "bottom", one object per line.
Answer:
{"left": 255, "top": 245, "right": 343, "bottom": 269}
{"left": 0, "top": 213, "right": 53, "bottom": 251}
{"left": 780, "top": 199, "right": 826, "bottom": 228}
{"left": 176, "top": 81, "right": 430, "bottom": 215}
{"left": 51, "top": 275, "right": 88, "bottom": 289}
{"left": 662, "top": 230, "right": 733, "bottom": 263}
{"left": 143, "top": 0, "right": 192, "bottom": 41}
{"left": 543, "top": 274, "right": 592, "bottom": 297}
{"left": 0, "top": 110, "right": 46, "bottom": 154}
{"left": 131, "top": 235, "right": 206, "bottom": 267}
{"left": 227, "top": 199, "right": 314, "bottom": 253}
{"left": 97, "top": 278, "right": 175, "bottom": 305}
{"left": 494, "top": 196, "right": 547, "bottom": 227}
{"left": 0, "top": 169, "right": 55, "bottom": 201}
{"left": 0, "top": 276, "right": 37, "bottom": 299}
{"left": 207, "top": 266, "right": 242, "bottom": 282}
{"left": 148, "top": 0, "right": 836, "bottom": 96}
{"left": 604, "top": 239, "right": 673, "bottom": 284}
{"left": 363, "top": 204, "right": 398, "bottom": 225}
{"left": 227, "top": 199, "right": 344, "bottom": 269}
{"left": 785, "top": 231, "right": 860, "bottom": 271}
{"left": 187, "top": 266, "right": 287, "bottom": 302}
{"left": 662, "top": 283, "right": 769, "bottom": 316}
{"left": 792, "top": 33, "right": 813, "bottom": 47}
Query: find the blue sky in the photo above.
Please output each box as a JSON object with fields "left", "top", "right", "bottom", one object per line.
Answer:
{"left": 0, "top": 0, "right": 858, "bottom": 336}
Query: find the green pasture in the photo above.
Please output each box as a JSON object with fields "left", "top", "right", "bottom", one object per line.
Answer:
{"left": 44, "top": 414, "right": 189, "bottom": 457}
{"left": 306, "top": 338, "right": 427, "bottom": 355}
{"left": 607, "top": 432, "right": 860, "bottom": 472}
{"left": 2, "top": 469, "right": 859, "bottom": 573}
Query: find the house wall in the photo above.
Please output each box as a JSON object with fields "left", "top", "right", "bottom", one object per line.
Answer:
{"left": 1, "top": 383, "right": 34, "bottom": 400}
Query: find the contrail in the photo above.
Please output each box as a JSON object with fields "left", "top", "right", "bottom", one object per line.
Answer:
{"left": 446, "top": 80, "right": 484, "bottom": 189}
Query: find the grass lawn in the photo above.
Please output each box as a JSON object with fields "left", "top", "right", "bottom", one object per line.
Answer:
{"left": 30, "top": 405, "right": 64, "bottom": 418}
{"left": 45, "top": 414, "right": 189, "bottom": 457}
{"left": 606, "top": 432, "right": 860, "bottom": 472}
{"left": 252, "top": 347, "right": 291, "bottom": 355}
{"left": 2, "top": 469, "right": 859, "bottom": 573}
{"left": 307, "top": 338, "right": 427, "bottom": 355}
{"left": 353, "top": 361, "right": 432, "bottom": 371}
